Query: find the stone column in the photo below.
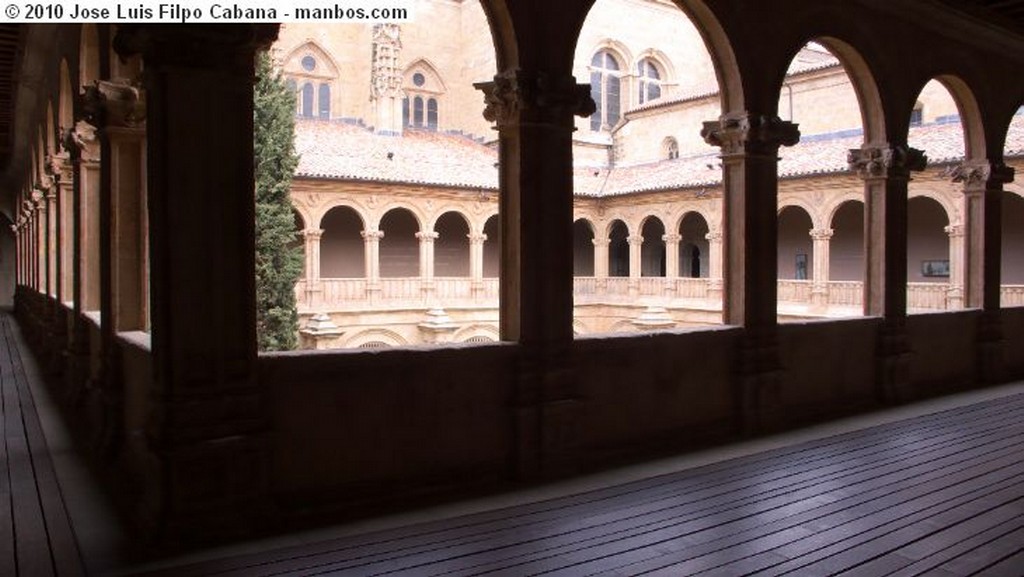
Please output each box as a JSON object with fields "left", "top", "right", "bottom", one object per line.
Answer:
{"left": 114, "top": 24, "right": 279, "bottom": 542}
{"left": 469, "top": 232, "right": 487, "bottom": 296}
{"left": 45, "top": 182, "right": 58, "bottom": 297}
{"left": 810, "top": 228, "right": 833, "bottom": 312}
{"left": 62, "top": 120, "right": 96, "bottom": 402}
{"left": 627, "top": 234, "right": 643, "bottom": 295}
{"left": 707, "top": 228, "right": 724, "bottom": 301}
{"left": 417, "top": 231, "right": 438, "bottom": 299}
{"left": 302, "top": 228, "right": 323, "bottom": 309}
{"left": 475, "top": 70, "right": 595, "bottom": 478}
{"left": 849, "top": 144, "right": 927, "bottom": 402}
{"left": 593, "top": 237, "right": 609, "bottom": 292}
{"left": 663, "top": 234, "right": 681, "bottom": 278}
{"left": 945, "top": 223, "right": 965, "bottom": 310}
{"left": 702, "top": 113, "right": 799, "bottom": 432}
{"left": 33, "top": 187, "right": 49, "bottom": 295}
{"left": 951, "top": 159, "right": 1015, "bottom": 382}
{"left": 362, "top": 229, "right": 383, "bottom": 280}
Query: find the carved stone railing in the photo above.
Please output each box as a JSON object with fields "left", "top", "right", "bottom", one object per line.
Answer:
{"left": 296, "top": 276, "right": 1024, "bottom": 314}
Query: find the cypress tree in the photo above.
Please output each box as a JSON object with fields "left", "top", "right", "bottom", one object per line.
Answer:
{"left": 254, "top": 51, "right": 303, "bottom": 351}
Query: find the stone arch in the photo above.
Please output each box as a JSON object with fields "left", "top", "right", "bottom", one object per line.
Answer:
{"left": 282, "top": 41, "right": 341, "bottom": 79}
{"left": 371, "top": 203, "right": 426, "bottom": 232}
{"left": 665, "top": 0, "right": 744, "bottom": 112}
{"left": 59, "top": 59, "right": 73, "bottom": 131}
{"left": 434, "top": 211, "right": 471, "bottom": 277}
{"left": 778, "top": 197, "right": 822, "bottom": 230}
{"left": 454, "top": 324, "right": 500, "bottom": 343}
{"left": 1003, "top": 191, "right": 1024, "bottom": 286}
{"left": 829, "top": 200, "right": 864, "bottom": 282}
{"left": 45, "top": 100, "right": 55, "bottom": 155}
{"left": 926, "top": 75, "right": 986, "bottom": 161}
{"left": 345, "top": 328, "right": 408, "bottom": 348}
{"left": 608, "top": 219, "right": 630, "bottom": 277}
{"left": 483, "top": 214, "right": 500, "bottom": 278}
{"left": 778, "top": 205, "right": 814, "bottom": 280}
{"left": 907, "top": 78, "right": 967, "bottom": 163}
{"left": 320, "top": 205, "right": 365, "bottom": 278}
{"left": 379, "top": 207, "right": 421, "bottom": 278}
{"left": 635, "top": 48, "right": 677, "bottom": 88}
{"left": 574, "top": 218, "right": 596, "bottom": 276}
{"left": 908, "top": 189, "right": 958, "bottom": 225}
{"left": 804, "top": 37, "right": 885, "bottom": 144}
{"left": 678, "top": 211, "right": 710, "bottom": 278}
{"left": 907, "top": 195, "right": 951, "bottom": 284}
{"left": 640, "top": 216, "right": 666, "bottom": 277}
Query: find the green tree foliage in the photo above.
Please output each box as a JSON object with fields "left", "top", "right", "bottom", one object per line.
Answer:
{"left": 254, "top": 52, "right": 303, "bottom": 351}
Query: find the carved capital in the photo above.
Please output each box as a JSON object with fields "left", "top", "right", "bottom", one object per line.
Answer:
{"left": 847, "top": 144, "right": 927, "bottom": 179}
{"left": 701, "top": 112, "right": 800, "bottom": 155}
{"left": 82, "top": 79, "right": 146, "bottom": 129}
{"left": 361, "top": 230, "right": 385, "bottom": 242}
{"left": 810, "top": 228, "right": 834, "bottom": 241}
{"left": 62, "top": 119, "right": 98, "bottom": 161}
{"left": 468, "top": 233, "right": 488, "bottom": 244}
{"left": 415, "top": 231, "right": 440, "bottom": 242}
{"left": 302, "top": 229, "right": 324, "bottom": 241}
{"left": 114, "top": 25, "right": 279, "bottom": 70}
{"left": 705, "top": 230, "right": 723, "bottom": 243}
{"left": 474, "top": 69, "right": 596, "bottom": 128}
{"left": 662, "top": 233, "right": 682, "bottom": 244}
{"left": 627, "top": 235, "right": 644, "bottom": 246}
{"left": 592, "top": 238, "right": 610, "bottom": 249}
{"left": 945, "top": 224, "right": 965, "bottom": 238}
{"left": 951, "top": 159, "right": 1015, "bottom": 191}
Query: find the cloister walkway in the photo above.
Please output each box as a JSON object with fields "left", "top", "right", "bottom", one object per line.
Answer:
{"left": 3, "top": 310, "right": 1024, "bottom": 576}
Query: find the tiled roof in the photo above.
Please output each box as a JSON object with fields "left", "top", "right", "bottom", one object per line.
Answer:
{"left": 295, "top": 113, "right": 1024, "bottom": 198}
{"left": 295, "top": 119, "right": 499, "bottom": 189}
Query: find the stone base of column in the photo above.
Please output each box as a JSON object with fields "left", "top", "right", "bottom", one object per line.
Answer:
{"left": 877, "top": 321, "right": 912, "bottom": 403}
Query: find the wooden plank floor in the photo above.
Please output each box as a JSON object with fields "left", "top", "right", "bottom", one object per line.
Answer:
{"left": 0, "top": 313, "right": 84, "bottom": 577}
{"left": 133, "top": 389, "right": 1024, "bottom": 576}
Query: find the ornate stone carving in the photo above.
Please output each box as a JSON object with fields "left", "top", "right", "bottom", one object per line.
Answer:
{"left": 61, "top": 120, "right": 97, "bottom": 158}
{"left": 370, "top": 24, "right": 403, "bottom": 100}
{"left": 82, "top": 79, "right": 146, "bottom": 129}
{"left": 944, "top": 224, "right": 965, "bottom": 238}
{"left": 701, "top": 113, "right": 800, "bottom": 155}
{"left": 847, "top": 145, "right": 927, "bottom": 179}
{"left": 810, "top": 228, "right": 833, "bottom": 241}
{"left": 474, "top": 70, "right": 596, "bottom": 127}
{"left": 950, "top": 159, "right": 1015, "bottom": 190}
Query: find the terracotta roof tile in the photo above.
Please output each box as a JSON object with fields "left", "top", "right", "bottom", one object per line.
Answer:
{"left": 294, "top": 113, "right": 1024, "bottom": 197}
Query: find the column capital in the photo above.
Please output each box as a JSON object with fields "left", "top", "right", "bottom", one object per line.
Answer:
{"left": 848, "top": 144, "right": 927, "bottom": 180}
{"left": 415, "top": 231, "right": 440, "bottom": 242}
{"left": 474, "top": 69, "right": 596, "bottom": 129}
{"left": 302, "top": 228, "right": 324, "bottom": 241}
{"left": 81, "top": 78, "right": 147, "bottom": 130}
{"left": 951, "top": 159, "right": 1015, "bottom": 192}
{"left": 61, "top": 119, "right": 99, "bottom": 162}
{"left": 662, "top": 233, "right": 682, "bottom": 244}
{"left": 113, "top": 25, "right": 279, "bottom": 70}
{"left": 627, "top": 235, "right": 644, "bottom": 246}
{"left": 361, "top": 229, "right": 385, "bottom": 241}
{"left": 592, "top": 238, "right": 610, "bottom": 248}
{"left": 944, "top": 223, "right": 965, "bottom": 238}
{"left": 705, "top": 230, "right": 723, "bottom": 243}
{"left": 701, "top": 112, "right": 800, "bottom": 156}
{"left": 810, "top": 228, "right": 834, "bottom": 241}
{"left": 468, "top": 232, "right": 488, "bottom": 244}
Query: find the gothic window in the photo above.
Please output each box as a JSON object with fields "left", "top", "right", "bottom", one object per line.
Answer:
{"left": 637, "top": 58, "right": 662, "bottom": 104}
{"left": 590, "top": 50, "right": 622, "bottom": 132}
{"left": 318, "top": 84, "right": 331, "bottom": 119}
{"left": 414, "top": 96, "right": 424, "bottom": 126}
{"left": 301, "top": 55, "right": 316, "bottom": 72}
{"left": 427, "top": 98, "right": 438, "bottom": 130}
{"left": 301, "top": 82, "right": 314, "bottom": 117}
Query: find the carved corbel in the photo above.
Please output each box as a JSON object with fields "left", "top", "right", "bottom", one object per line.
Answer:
{"left": 475, "top": 69, "right": 596, "bottom": 128}
{"left": 82, "top": 78, "right": 146, "bottom": 129}
{"left": 950, "top": 159, "right": 1015, "bottom": 191}
{"left": 847, "top": 144, "right": 927, "bottom": 179}
{"left": 62, "top": 120, "right": 98, "bottom": 161}
{"left": 701, "top": 112, "right": 800, "bottom": 155}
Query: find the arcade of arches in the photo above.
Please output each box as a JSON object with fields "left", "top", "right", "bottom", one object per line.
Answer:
{"left": 4, "top": 0, "right": 1024, "bottom": 543}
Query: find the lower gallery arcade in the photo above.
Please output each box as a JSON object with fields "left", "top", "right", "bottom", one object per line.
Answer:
{"left": 4, "top": 1, "right": 1024, "bottom": 544}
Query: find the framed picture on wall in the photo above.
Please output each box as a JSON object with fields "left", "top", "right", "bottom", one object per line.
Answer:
{"left": 921, "top": 259, "right": 950, "bottom": 278}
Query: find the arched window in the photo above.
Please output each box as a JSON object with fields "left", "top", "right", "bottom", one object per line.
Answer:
{"left": 427, "top": 98, "right": 438, "bottom": 130}
{"left": 590, "top": 50, "right": 621, "bottom": 132}
{"left": 663, "top": 137, "right": 679, "bottom": 160}
{"left": 637, "top": 58, "right": 662, "bottom": 104}
{"left": 413, "top": 96, "right": 424, "bottom": 127}
{"left": 301, "top": 83, "right": 314, "bottom": 117}
{"left": 318, "top": 84, "right": 331, "bottom": 119}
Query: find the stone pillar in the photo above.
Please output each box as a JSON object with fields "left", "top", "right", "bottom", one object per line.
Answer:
{"left": 593, "top": 237, "right": 609, "bottom": 291}
{"left": 945, "top": 223, "right": 965, "bottom": 310}
{"left": 475, "top": 70, "right": 595, "bottom": 478}
{"left": 417, "top": 231, "right": 438, "bottom": 280}
{"left": 45, "top": 183, "right": 58, "bottom": 297}
{"left": 469, "top": 232, "right": 486, "bottom": 296}
{"left": 62, "top": 120, "right": 96, "bottom": 402}
{"left": 702, "top": 113, "right": 799, "bottom": 432}
{"left": 951, "top": 159, "right": 1015, "bottom": 383}
{"left": 663, "top": 233, "right": 681, "bottom": 278}
{"left": 114, "top": 24, "right": 279, "bottom": 542}
{"left": 302, "top": 228, "right": 323, "bottom": 308}
{"left": 849, "top": 144, "right": 927, "bottom": 402}
{"left": 362, "top": 229, "right": 383, "bottom": 281}
{"left": 370, "top": 23, "right": 403, "bottom": 135}
{"left": 706, "top": 228, "right": 724, "bottom": 301}
{"left": 810, "top": 228, "right": 833, "bottom": 312}
{"left": 627, "top": 234, "right": 643, "bottom": 295}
